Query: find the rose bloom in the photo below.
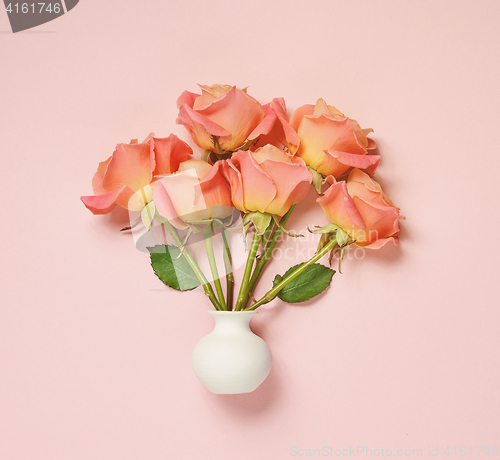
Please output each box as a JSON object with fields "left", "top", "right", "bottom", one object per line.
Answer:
{"left": 81, "top": 134, "right": 192, "bottom": 214}
{"left": 222, "top": 144, "right": 312, "bottom": 217}
{"left": 317, "top": 169, "right": 403, "bottom": 249}
{"left": 153, "top": 160, "right": 233, "bottom": 230}
{"left": 177, "top": 84, "right": 287, "bottom": 152}
{"left": 289, "top": 98, "right": 380, "bottom": 177}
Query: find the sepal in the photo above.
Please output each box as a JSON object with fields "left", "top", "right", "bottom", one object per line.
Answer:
{"left": 243, "top": 211, "right": 273, "bottom": 236}
{"left": 141, "top": 201, "right": 156, "bottom": 230}
{"left": 308, "top": 166, "right": 324, "bottom": 195}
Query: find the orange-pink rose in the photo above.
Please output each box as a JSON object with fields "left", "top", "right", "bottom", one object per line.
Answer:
{"left": 176, "top": 84, "right": 283, "bottom": 152}
{"left": 222, "top": 144, "right": 312, "bottom": 217}
{"left": 153, "top": 160, "right": 233, "bottom": 230}
{"left": 290, "top": 98, "right": 380, "bottom": 177}
{"left": 317, "top": 169, "right": 403, "bottom": 249}
{"left": 81, "top": 134, "right": 192, "bottom": 214}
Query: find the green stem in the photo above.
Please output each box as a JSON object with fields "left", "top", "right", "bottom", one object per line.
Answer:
{"left": 242, "top": 205, "right": 295, "bottom": 308}
{"left": 203, "top": 225, "right": 227, "bottom": 311}
{"left": 163, "top": 221, "right": 222, "bottom": 310}
{"left": 222, "top": 229, "right": 234, "bottom": 310}
{"left": 244, "top": 234, "right": 338, "bottom": 311}
{"left": 234, "top": 231, "right": 262, "bottom": 311}
{"left": 260, "top": 219, "right": 276, "bottom": 255}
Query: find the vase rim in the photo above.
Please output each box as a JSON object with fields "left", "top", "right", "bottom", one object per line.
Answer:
{"left": 207, "top": 310, "right": 257, "bottom": 315}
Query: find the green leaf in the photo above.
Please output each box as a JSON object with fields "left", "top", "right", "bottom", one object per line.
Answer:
{"left": 272, "top": 263, "right": 335, "bottom": 303}
{"left": 147, "top": 245, "right": 201, "bottom": 291}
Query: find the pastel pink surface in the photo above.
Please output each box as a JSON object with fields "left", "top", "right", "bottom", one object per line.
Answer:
{"left": 1, "top": 1, "right": 499, "bottom": 460}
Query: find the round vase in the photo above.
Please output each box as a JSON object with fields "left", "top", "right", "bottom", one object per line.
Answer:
{"left": 191, "top": 311, "right": 272, "bottom": 394}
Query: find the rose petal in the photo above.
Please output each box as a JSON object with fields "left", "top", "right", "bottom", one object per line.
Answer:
{"left": 346, "top": 181, "right": 387, "bottom": 208}
{"left": 152, "top": 135, "right": 193, "bottom": 177}
{"left": 96, "top": 157, "right": 112, "bottom": 178}
{"left": 363, "top": 156, "right": 380, "bottom": 175}
{"left": 120, "top": 184, "right": 154, "bottom": 211}
{"left": 80, "top": 186, "right": 126, "bottom": 215}
{"left": 361, "top": 236, "right": 399, "bottom": 249}
{"left": 92, "top": 171, "right": 107, "bottom": 195}
{"left": 160, "top": 172, "right": 201, "bottom": 222}
{"left": 271, "top": 98, "right": 300, "bottom": 153}
{"left": 141, "top": 132, "right": 155, "bottom": 144}
{"left": 196, "top": 87, "right": 265, "bottom": 151}
{"left": 176, "top": 90, "right": 199, "bottom": 109}
{"left": 223, "top": 151, "right": 276, "bottom": 213}
{"left": 295, "top": 115, "right": 337, "bottom": 170}
{"left": 317, "top": 179, "right": 365, "bottom": 233}
{"left": 348, "top": 168, "right": 380, "bottom": 191}
{"left": 296, "top": 112, "right": 372, "bottom": 172}
{"left": 289, "top": 104, "right": 315, "bottom": 132}
{"left": 221, "top": 160, "right": 246, "bottom": 212}
{"left": 352, "top": 196, "right": 400, "bottom": 245}
{"left": 177, "top": 103, "right": 230, "bottom": 150}
{"left": 102, "top": 142, "right": 152, "bottom": 193}
{"left": 247, "top": 102, "right": 278, "bottom": 141}
{"left": 178, "top": 159, "right": 212, "bottom": 179}
{"left": 194, "top": 84, "right": 233, "bottom": 109}
{"left": 198, "top": 161, "right": 233, "bottom": 220}
{"left": 325, "top": 117, "right": 368, "bottom": 155}
{"left": 158, "top": 163, "right": 232, "bottom": 224}
{"left": 320, "top": 150, "right": 381, "bottom": 176}
{"left": 348, "top": 169, "right": 395, "bottom": 207}
{"left": 153, "top": 180, "right": 189, "bottom": 230}
{"left": 251, "top": 144, "right": 293, "bottom": 165}
{"left": 366, "top": 138, "right": 377, "bottom": 151}
{"left": 259, "top": 160, "right": 312, "bottom": 216}
{"left": 253, "top": 99, "right": 301, "bottom": 152}
{"left": 313, "top": 98, "right": 344, "bottom": 118}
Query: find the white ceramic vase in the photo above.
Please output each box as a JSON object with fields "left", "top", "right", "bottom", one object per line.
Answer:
{"left": 191, "top": 311, "right": 272, "bottom": 394}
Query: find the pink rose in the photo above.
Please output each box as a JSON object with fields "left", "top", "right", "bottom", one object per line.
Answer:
{"left": 176, "top": 84, "right": 281, "bottom": 153}
{"left": 153, "top": 160, "right": 233, "bottom": 230}
{"left": 290, "top": 98, "right": 380, "bottom": 177}
{"left": 222, "top": 144, "right": 312, "bottom": 217}
{"left": 81, "top": 134, "right": 192, "bottom": 214}
{"left": 317, "top": 169, "right": 403, "bottom": 249}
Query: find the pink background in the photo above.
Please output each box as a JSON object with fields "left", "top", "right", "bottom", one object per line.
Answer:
{"left": 1, "top": 1, "right": 499, "bottom": 459}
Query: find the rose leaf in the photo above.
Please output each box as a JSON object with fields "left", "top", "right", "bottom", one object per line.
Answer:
{"left": 272, "top": 263, "right": 335, "bottom": 303}
{"left": 147, "top": 245, "right": 201, "bottom": 291}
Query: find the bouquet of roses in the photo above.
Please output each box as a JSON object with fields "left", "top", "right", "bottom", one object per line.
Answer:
{"left": 81, "top": 84, "right": 403, "bottom": 393}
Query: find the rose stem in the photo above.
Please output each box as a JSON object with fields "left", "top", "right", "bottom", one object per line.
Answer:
{"left": 242, "top": 205, "right": 295, "bottom": 308}
{"left": 203, "top": 224, "right": 227, "bottom": 311}
{"left": 163, "top": 220, "right": 222, "bottom": 311}
{"left": 222, "top": 229, "right": 234, "bottom": 311}
{"left": 234, "top": 231, "right": 262, "bottom": 311}
{"left": 261, "top": 218, "right": 276, "bottom": 255}
{"left": 244, "top": 234, "right": 338, "bottom": 311}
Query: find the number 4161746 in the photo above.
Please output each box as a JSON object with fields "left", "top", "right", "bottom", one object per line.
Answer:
{"left": 443, "top": 446, "right": 498, "bottom": 456}
{"left": 5, "top": 3, "right": 62, "bottom": 14}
